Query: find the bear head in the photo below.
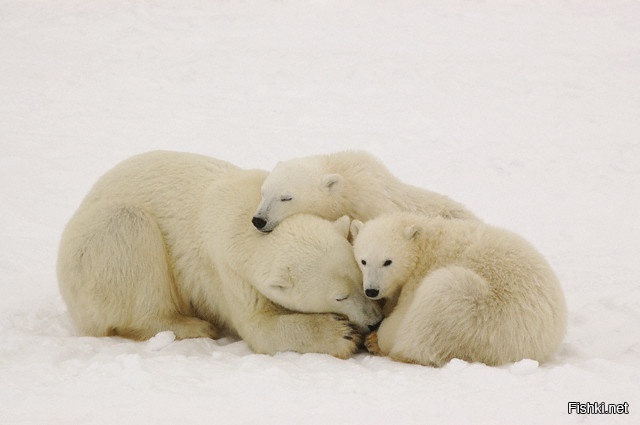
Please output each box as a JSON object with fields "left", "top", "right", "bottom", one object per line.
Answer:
{"left": 262, "top": 215, "right": 382, "bottom": 333}
{"left": 252, "top": 159, "right": 344, "bottom": 233}
{"left": 351, "top": 215, "right": 422, "bottom": 300}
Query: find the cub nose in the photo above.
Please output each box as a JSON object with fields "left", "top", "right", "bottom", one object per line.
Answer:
{"left": 252, "top": 216, "right": 267, "bottom": 230}
{"left": 365, "top": 288, "right": 379, "bottom": 298}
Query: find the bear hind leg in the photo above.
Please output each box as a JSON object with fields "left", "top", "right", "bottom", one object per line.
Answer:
{"left": 389, "top": 266, "right": 492, "bottom": 366}
{"left": 60, "top": 203, "right": 216, "bottom": 340}
{"left": 113, "top": 314, "right": 218, "bottom": 340}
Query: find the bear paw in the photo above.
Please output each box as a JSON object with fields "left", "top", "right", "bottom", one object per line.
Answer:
{"left": 318, "top": 314, "right": 363, "bottom": 359}
{"left": 365, "top": 331, "right": 382, "bottom": 355}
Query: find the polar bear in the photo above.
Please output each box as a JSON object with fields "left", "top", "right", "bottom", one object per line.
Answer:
{"left": 57, "top": 151, "right": 382, "bottom": 358}
{"left": 200, "top": 168, "right": 382, "bottom": 336}
{"left": 350, "top": 213, "right": 567, "bottom": 366}
{"left": 252, "top": 150, "right": 476, "bottom": 232}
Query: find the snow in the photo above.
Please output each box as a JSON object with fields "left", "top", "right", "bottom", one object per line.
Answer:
{"left": 1, "top": 0, "right": 639, "bottom": 423}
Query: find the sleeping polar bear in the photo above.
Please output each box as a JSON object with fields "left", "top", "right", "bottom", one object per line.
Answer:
{"left": 252, "top": 150, "right": 476, "bottom": 232}
{"left": 57, "top": 151, "right": 382, "bottom": 358}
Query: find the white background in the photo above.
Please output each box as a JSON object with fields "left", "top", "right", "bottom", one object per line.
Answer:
{"left": 1, "top": 1, "right": 638, "bottom": 424}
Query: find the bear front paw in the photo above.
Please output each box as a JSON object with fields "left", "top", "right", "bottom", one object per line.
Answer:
{"left": 319, "top": 314, "right": 363, "bottom": 359}
{"left": 331, "top": 313, "right": 362, "bottom": 345}
{"left": 365, "top": 331, "right": 382, "bottom": 355}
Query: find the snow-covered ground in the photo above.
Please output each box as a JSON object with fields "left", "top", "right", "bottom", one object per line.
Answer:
{"left": 2, "top": 1, "right": 639, "bottom": 423}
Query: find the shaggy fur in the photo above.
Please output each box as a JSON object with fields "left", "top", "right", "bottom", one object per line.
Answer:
{"left": 57, "top": 151, "right": 381, "bottom": 358}
{"left": 252, "top": 150, "right": 477, "bottom": 232}
{"left": 351, "top": 213, "right": 567, "bottom": 366}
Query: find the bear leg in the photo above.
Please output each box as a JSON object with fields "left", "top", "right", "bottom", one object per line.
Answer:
{"left": 389, "top": 265, "right": 491, "bottom": 366}
{"left": 59, "top": 203, "right": 215, "bottom": 340}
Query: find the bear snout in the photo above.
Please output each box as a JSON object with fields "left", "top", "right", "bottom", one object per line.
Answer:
{"left": 251, "top": 216, "right": 268, "bottom": 230}
{"left": 368, "top": 319, "right": 382, "bottom": 332}
{"left": 365, "top": 288, "right": 380, "bottom": 299}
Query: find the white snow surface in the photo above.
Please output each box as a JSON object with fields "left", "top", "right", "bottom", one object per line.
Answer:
{"left": 2, "top": 1, "right": 639, "bottom": 424}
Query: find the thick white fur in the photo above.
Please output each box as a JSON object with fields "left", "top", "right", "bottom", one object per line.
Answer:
{"left": 253, "top": 150, "right": 476, "bottom": 232}
{"left": 57, "top": 151, "right": 381, "bottom": 358}
{"left": 200, "top": 168, "right": 382, "bottom": 335}
{"left": 351, "top": 213, "right": 567, "bottom": 366}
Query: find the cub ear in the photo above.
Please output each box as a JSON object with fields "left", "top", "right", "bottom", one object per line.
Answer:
{"left": 404, "top": 224, "right": 421, "bottom": 240}
{"left": 350, "top": 219, "right": 364, "bottom": 241}
{"left": 333, "top": 215, "right": 351, "bottom": 238}
{"left": 321, "top": 174, "right": 344, "bottom": 193}
{"left": 351, "top": 220, "right": 364, "bottom": 242}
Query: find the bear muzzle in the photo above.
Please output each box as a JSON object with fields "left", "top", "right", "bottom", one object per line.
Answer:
{"left": 368, "top": 319, "right": 382, "bottom": 332}
{"left": 365, "top": 288, "right": 380, "bottom": 299}
{"left": 251, "top": 216, "right": 269, "bottom": 231}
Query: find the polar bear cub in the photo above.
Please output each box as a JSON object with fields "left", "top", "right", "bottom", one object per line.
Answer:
{"left": 252, "top": 150, "right": 476, "bottom": 233}
{"left": 351, "top": 213, "right": 567, "bottom": 366}
{"left": 57, "top": 151, "right": 382, "bottom": 358}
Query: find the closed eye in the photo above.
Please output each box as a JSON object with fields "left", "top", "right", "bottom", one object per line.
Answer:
{"left": 280, "top": 196, "right": 292, "bottom": 202}
{"left": 383, "top": 260, "right": 392, "bottom": 266}
{"left": 336, "top": 295, "right": 349, "bottom": 302}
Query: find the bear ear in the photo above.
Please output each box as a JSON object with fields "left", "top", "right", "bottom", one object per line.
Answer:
{"left": 350, "top": 219, "right": 364, "bottom": 241}
{"left": 265, "top": 274, "right": 293, "bottom": 291}
{"left": 333, "top": 215, "right": 351, "bottom": 238}
{"left": 321, "top": 174, "right": 344, "bottom": 193}
{"left": 404, "top": 224, "right": 421, "bottom": 240}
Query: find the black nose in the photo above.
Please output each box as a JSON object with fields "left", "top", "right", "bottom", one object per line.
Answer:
{"left": 365, "top": 289, "right": 379, "bottom": 298}
{"left": 252, "top": 216, "right": 267, "bottom": 230}
{"left": 368, "top": 320, "right": 382, "bottom": 332}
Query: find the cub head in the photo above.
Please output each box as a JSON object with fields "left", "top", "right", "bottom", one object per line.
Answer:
{"left": 252, "top": 159, "right": 344, "bottom": 233}
{"left": 262, "top": 215, "right": 382, "bottom": 333}
{"left": 351, "top": 216, "right": 421, "bottom": 300}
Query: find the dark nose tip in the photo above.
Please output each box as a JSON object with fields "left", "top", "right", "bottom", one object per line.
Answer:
{"left": 252, "top": 216, "right": 267, "bottom": 230}
{"left": 365, "top": 289, "right": 379, "bottom": 298}
{"left": 368, "top": 320, "right": 382, "bottom": 332}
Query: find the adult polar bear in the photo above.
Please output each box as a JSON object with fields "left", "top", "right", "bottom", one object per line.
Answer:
{"left": 57, "top": 151, "right": 382, "bottom": 358}
{"left": 252, "top": 150, "right": 476, "bottom": 233}
{"left": 351, "top": 213, "right": 567, "bottom": 366}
